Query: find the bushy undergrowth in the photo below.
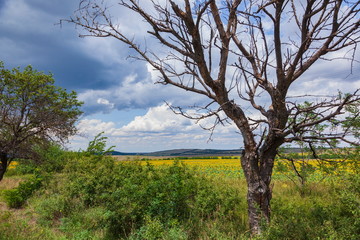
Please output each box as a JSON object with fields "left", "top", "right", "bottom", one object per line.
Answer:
{"left": 3, "top": 174, "right": 43, "bottom": 208}
{"left": 31, "top": 156, "right": 245, "bottom": 239}
{"left": 263, "top": 173, "right": 360, "bottom": 240}
{"left": 1, "top": 144, "right": 75, "bottom": 209}
{"left": 24, "top": 154, "right": 359, "bottom": 240}
{"left": 10, "top": 144, "right": 77, "bottom": 176}
{"left": 1, "top": 142, "right": 359, "bottom": 239}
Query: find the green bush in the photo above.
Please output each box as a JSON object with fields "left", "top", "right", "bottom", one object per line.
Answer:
{"left": 32, "top": 156, "right": 245, "bottom": 239}
{"left": 4, "top": 175, "right": 43, "bottom": 208}
{"left": 9, "top": 144, "right": 74, "bottom": 177}
{"left": 36, "top": 144, "right": 72, "bottom": 173}
{"left": 128, "top": 216, "right": 188, "bottom": 240}
{"left": 33, "top": 193, "right": 68, "bottom": 225}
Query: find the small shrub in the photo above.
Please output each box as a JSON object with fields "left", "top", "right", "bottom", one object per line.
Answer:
{"left": 59, "top": 207, "right": 109, "bottom": 240}
{"left": 128, "top": 216, "right": 188, "bottom": 240}
{"left": 34, "top": 193, "right": 68, "bottom": 225}
{"left": 4, "top": 175, "right": 43, "bottom": 208}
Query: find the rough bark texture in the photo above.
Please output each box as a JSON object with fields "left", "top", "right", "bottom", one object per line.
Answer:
{"left": 241, "top": 143, "right": 280, "bottom": 234}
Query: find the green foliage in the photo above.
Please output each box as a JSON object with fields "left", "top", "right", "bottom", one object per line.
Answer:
{"left": 84, "top": 132, "right": 114, "bottom": 156}
{"left": 0, "top": 61, "right": 83, "bottom": 180}
{"left": 34, "top": 193, "right": 68, "bottom": 225}
{"left": 342, "top": 99, "right": 360, "bottom": 139}
{"left": 59, "top": 207, "right": 109, "bottom": 240}
{"left": 0, "top": 210, "right": 63, "bottom": 240}
{"left": 3, "top": 174, "right": 43, "bottom": 208}
{"left": 30, "top": 153, "right": 244, "bottom": 239}
{"left": 128, "top": 216, "right": 188, "bottom": 240}
{"left": 1, "top": 155, "right": 360, "bottom": 239}
{"left": 9, "top": 144, "right": 76, "bottom": 176}
{"left": 0, "top": 62, "right": 83, "bottom": 143}
{"left": 35, "top": 144, "right": 70, "bottom": 173}
{"left": 12, "top": 159, "right": 39, "bottom": 175}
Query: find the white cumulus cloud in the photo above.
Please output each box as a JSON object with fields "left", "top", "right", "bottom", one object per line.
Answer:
{"left": 121, "top": 104, "right": 192, "bottom": 132}
{"left": 71, "top": 104, "right": 241, "bottom": 152}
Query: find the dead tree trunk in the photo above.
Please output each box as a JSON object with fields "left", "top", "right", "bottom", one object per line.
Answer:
{"left": 240, "top": 134, "right": 282, "bottom": 234}
{"left": 245, "top": 171, "right": 272, "bottom": 235}
{"left": 242, "top": 151, "right": 271, "bottom": 235}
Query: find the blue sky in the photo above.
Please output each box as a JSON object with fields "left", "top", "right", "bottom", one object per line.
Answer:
{"left": 1, "top": 0, "right": 359, "bottom": 152}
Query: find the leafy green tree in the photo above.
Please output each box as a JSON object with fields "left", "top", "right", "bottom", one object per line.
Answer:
{"left": 0, "top": 62, "right": 83, "bottom": 181}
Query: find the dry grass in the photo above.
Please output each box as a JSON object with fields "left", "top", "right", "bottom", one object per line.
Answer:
{"left": 0, "top": 176, "right": 23, "bottom": 191}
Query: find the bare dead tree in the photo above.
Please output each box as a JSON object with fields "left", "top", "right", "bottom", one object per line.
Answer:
{"left": 66, "top": 0, "right": 360, "bottom": 235}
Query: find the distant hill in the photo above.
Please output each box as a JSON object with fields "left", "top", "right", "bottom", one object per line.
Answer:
{"left": 111, "top": 147, "right": 307, "bottom": 157}
{"left": 111, "top": 148, "right": 243, "bottom": 157}
{"left": 110, "top": 151, "right": 140, "bottom": 156}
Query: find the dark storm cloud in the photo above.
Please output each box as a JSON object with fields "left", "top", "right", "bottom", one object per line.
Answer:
{"left": 25, "top": 0, "right": 76, "bottom": 16}
{"left": 0, "top": 0, "right": 191, "bottom": 115}
{"left": 1, "top": 33, "right": 108, "bottom": 90}
{"left": 1, "top": 0, "right": 358, "bottom": 117}
{"left": 0, "top": 0, "right": 144, "bottom": 92}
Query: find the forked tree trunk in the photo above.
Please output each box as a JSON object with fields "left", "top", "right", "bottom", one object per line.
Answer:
{"left": 241, "top": 146, "right": 277, "bottom": 235}
{"left": 0, "top": 152, "right": 9, "bottom": 181}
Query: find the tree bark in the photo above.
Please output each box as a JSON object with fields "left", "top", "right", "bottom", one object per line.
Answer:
{"left": 0, "top": 152, "right": 9, "bottom": 181}
{"left": 241, "top": 151, "right": 270, "bottom": 235}
{"left": 246, "top": 176, "right": 272, "bottom": 235}
{"left": 241, "top": 139, "right": 280, "bottom": 235}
